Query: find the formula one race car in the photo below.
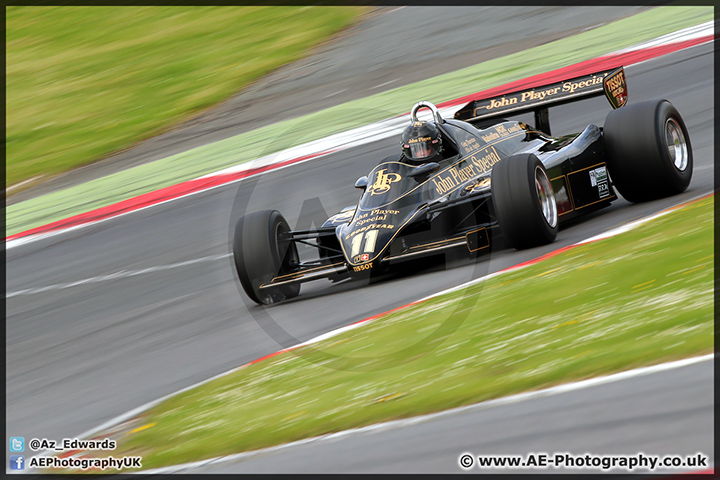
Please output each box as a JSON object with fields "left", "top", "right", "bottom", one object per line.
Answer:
{"left": 233, "top": 66, "right": 692, "bottom": 304}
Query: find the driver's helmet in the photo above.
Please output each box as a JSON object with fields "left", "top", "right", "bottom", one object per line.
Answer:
{"left": 401, "top": 121, "right": 442, "bottom": 161}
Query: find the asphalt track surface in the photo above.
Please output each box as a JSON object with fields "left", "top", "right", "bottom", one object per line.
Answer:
{"left": 6, "top": 29, "right": 713, "bottom": 480}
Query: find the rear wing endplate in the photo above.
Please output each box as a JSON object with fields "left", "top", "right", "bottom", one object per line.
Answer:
{"left": 454, "top": 67, "right": 628, "bottom": 135}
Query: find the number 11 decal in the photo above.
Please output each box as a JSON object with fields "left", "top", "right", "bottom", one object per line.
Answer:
{"left": 350, "top": 230, "right": 379, "bottom": 258}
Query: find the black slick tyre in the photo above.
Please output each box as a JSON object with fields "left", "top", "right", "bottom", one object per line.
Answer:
{"left": 491, "top": 153, "right": 558, "bottom": 250}
{"left": 603, "top": 99, "right": 692, "bottom": 202}
{"left": 233, "top": 210, "right": 300, "bottom": 305}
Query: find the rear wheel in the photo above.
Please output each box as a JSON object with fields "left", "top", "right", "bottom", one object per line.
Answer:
{"left": 603, "top": 99, "right": 692, "bottom": 202}
{"left": 233, "top": 210, "right": 300, "bottom": 305}
{"left": 491, "top": 153, "right": 558, "bottom": 250}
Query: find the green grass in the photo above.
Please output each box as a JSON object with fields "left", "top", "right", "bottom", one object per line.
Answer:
{"left": 6, "top": 6, "right": 365, "bottom": 189}
{"left": 103, "top": 196, "right": 713, "bottom": 470}
{"left": 6, "top": 6, "right": 712, "bottom": 237}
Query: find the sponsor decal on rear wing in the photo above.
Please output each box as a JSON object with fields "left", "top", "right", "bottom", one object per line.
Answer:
{"left": 454, "top": 67, "right": 628, "bottom": 129}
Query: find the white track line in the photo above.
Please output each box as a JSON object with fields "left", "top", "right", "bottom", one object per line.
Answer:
{"left": 612, "top": 20, "right": 713, "bottom": 53}
{"left": 5, "top": 150, "right": 341, "bottom": 251}
{"left": 6, "top": 254, "right": 231, "bottom": 298}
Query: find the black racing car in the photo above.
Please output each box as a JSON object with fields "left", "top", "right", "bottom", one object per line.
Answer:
{"left": 233, "top": 66, "right": 692, "bottom": 304}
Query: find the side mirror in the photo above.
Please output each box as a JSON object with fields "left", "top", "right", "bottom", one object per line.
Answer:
{"left": 354, "top": 176, "right": 368, "bottom": 189}
{"left": 408, "top": 162, "right": 440, "bottom": 178}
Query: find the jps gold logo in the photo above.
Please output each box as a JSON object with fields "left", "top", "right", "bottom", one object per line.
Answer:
{"left": 369, "top": 169, "right": 401, "bottom": 195}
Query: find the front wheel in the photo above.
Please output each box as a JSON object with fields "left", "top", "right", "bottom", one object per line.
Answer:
{"left": 233, "top": 210, "right": 300, "bottom": 305}
{"left": 603, "top": 99, "right": 693, "bottom": 202}
{"left": 491, "top": 153, "right": 558, "bottom": 250}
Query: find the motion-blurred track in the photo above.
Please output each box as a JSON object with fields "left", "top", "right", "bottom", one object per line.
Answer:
{"left": 6, "top": 39, "right": 713, "bottom": 473}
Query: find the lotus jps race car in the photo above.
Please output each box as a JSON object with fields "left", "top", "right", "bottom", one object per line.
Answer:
{"left": 233, "top": 67, "right": 693, "bottom": 304}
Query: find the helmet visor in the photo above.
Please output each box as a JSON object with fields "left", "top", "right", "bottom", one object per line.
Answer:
{"left": 407, "top": 139, "right": 435, "bottom": 159}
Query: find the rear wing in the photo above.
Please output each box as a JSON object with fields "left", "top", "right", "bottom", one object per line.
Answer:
{"left": 454, "top": 67, "right": 628, "bottom": 135}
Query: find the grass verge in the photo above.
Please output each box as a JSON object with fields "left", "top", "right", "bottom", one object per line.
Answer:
{"left": 6, "top": 6, "right": 712, "bottom": 237}
{"left": 6, "top": 6, "right": 365, "bottom": 189}
{"left": 100, "top": 195, "right": 713, "bottom": 470}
